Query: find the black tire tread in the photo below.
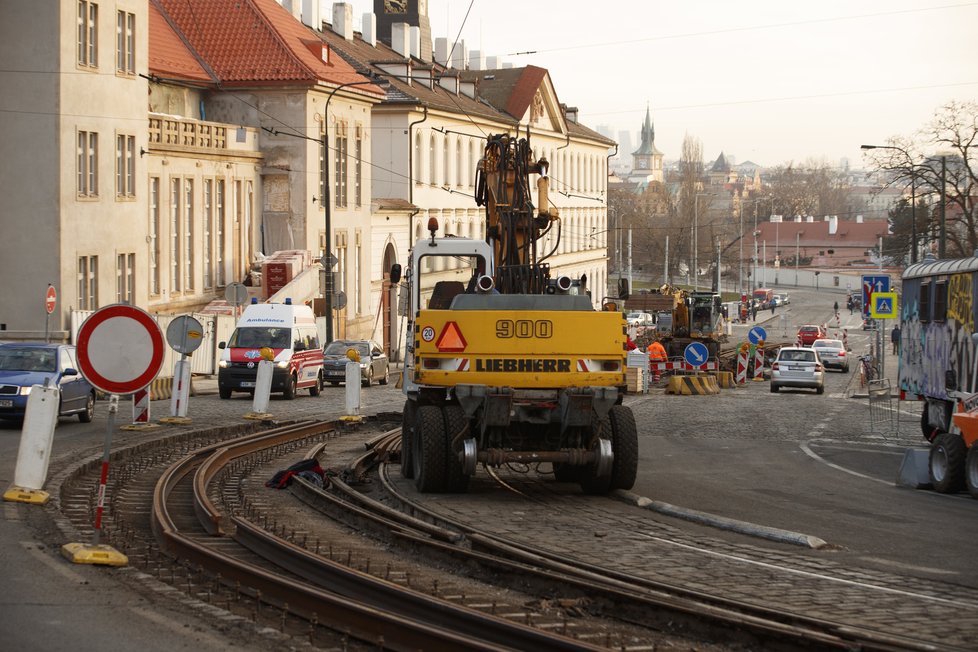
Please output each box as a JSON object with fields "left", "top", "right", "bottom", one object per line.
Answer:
{"left": 442, "top": 405, "right": 471, "bottom": 493}
{"left": 930, "top": 432, "right": 966, "bottom": 493}
{"left": 608, "top": 405, "right": 639, "bottom": 490}
{"left": 400, "top": 399, "right": 417, "bottom": 479}
{"left": 413, "top": 406, "right": 447, "bottom": 492}
{"left": 966, "top": 444, "right": 978, "bottom": 500}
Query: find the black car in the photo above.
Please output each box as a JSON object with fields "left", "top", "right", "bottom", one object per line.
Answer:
{"left": 0, "top": 343, "right": 95, "bottom": 422}
{"left": 322, "top": 340, "right": 390, "bottom": 387}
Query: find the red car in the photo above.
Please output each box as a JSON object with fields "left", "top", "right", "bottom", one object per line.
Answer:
{"left": 797, "top": 324, "right": 826, "bottom": 346}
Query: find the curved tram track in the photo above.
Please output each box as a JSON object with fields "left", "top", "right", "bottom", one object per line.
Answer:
{"left": 57, "top": 416, "right": 973, "bottom": 650}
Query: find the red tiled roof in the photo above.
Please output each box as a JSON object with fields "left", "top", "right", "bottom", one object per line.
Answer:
{"left": 505, "top": 65, "right": 548, "bottom": 120}
{"left": 148, "top": 1, "right": 212, "bottom": 82}
{"left": 155, "top": 0, "right": 379, "bottom": 91}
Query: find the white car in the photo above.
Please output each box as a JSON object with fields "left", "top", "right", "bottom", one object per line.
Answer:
{"left": 811, "top": 338, "right": 849, "bottom": 372}
{"left": 626, "top": 312, "right": 654, "bottom": 327}
{"left": 771, "top": 346, "right": 825, "bottom": 394}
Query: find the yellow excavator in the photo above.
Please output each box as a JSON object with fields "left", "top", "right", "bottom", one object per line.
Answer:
{"left": 655, "top": 283, "right": 724, "bottom": 358}
{"left": 390, "top": 133, "right": 637, "bottom": 494}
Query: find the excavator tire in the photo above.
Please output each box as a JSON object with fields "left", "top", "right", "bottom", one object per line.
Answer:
{"left": 580, "top": 420, "right": 613, "bottom": 495}
{"left": 400, "top": 399, "right": 417, "bottom": 479}
{"left": 413, "top": 406, "right": 448, "bottom": 492}
{"left": 608, "top": 405, "right": 639, "bottom": 490}
{"left": 930, "top": 432, "right": 966, "bottom": 493}
{"left": 442, "top": 405, "right": 471, "bottom": 493}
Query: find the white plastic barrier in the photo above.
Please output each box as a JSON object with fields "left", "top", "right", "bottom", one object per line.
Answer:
{"left": 252, "top": 359, "right": 274, "bottom": 414}
{"left": 12, "top": 384, "right": 60, "bottom": 495}
{"left": 345, "top": 360, "right": 361, "bottom": 417}
{"left": 169, "top": 358, "right": 192, "bottom": 418}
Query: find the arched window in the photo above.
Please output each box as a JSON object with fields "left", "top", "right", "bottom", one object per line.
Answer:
{"left": 413, "top": 132, "right": 422, "bottom": 185}
{"left": 443, "top": 137, "right": 450, "bottom": 188}
{"left": 429, "top": 134, "right": 436, "bottom": 186}
{"left": 470, "top": 139, "right": 478, "bottom": 188}
{"left": 456, "top": 137, "right": 463, "bottom": 187}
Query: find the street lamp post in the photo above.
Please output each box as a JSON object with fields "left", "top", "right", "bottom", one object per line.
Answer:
{"left": 322, "top": 78, "right": 386, "bottom": 343}
{"left": 861, "top": 144, "right": 917, "bottom": 264}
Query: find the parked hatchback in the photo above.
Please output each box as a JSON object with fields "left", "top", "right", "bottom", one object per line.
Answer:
{"left": 322, "top": 340, "right": 389, "bottom": 387}
{"left": 771, "top": 346, "right": 825, "bottom": 394}
{"left": 797, "top": 324, "right": 826, "bottom": 346}
{"left": 0, "top": 343, "right": 95, "bottom": 422}
{"left": 811, "top": 338, "right": 849, "bottom": 372}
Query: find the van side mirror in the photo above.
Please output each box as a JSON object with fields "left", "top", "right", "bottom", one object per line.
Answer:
{"left": 218, "top": 341, "right": 226, "bottom": 349}
{"left": 390, "top": 264, "right": 402, "bottom": 285}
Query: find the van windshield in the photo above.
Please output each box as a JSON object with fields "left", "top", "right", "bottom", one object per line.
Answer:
{"left": 229, "top": 327, "right": 291, "bottom": 349}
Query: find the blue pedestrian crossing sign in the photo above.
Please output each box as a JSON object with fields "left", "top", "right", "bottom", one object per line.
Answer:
{"left": 870, "top": 291, "right": 898, "bottom": 319}
{"left": 747, "top": 326, "right": 767, "bottom": 345}
{"left": 683, "top": 341, "right": 710, "bottom": 366}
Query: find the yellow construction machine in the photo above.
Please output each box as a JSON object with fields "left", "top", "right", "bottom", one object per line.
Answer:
{"left": 390, "top": 133, "right": 637, "bottom": 494}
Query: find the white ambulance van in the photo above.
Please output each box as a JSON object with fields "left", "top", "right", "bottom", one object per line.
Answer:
{"left": 217, "top": 298, "right": 324, "bottom": 400}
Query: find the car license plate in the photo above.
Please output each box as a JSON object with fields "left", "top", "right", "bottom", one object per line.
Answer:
{"left": 240, "top": 381, "right": 255, "bottom": 388}
{"left": 0, "top": 399, "right": 12, "bottom": 408}
{"left": 327, "top": 371, "right": 343, "bottom": 377}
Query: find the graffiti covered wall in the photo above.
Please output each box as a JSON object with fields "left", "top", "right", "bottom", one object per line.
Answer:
{"left": 900, "top": 272, "right": 977, "bottom": 400}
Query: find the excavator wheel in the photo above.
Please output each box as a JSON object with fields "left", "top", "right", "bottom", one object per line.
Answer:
{"left": 608, "top": 405, "right": 639, "bottom": 490}
{"left": 413, "top": 405, "right": 448, "bottom": 493}
{"left": 930, "top": 432, "right": 966, "bottom": 493}
{"left": 966, "top": 444, "right": 978, "bottom": 500}
{"left": 442, "top": 405, "right": 471, "bottom": 493}
{"left": 400, "top": 399, "right": 417, "bottom": 479}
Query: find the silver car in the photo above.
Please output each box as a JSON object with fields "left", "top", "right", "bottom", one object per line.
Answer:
{"left": 771, "top": 346, "right": 825, "bottom": 394}
{"left": 322, "top": 340, "right": 390, "bottom": 387}
{"left": 811, "top": 338, "right": 849, "bottom": 372}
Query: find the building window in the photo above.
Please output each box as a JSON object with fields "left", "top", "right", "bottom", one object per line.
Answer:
{"left": 77, "top": 256, "right": 98, "bottom": 310}
{"left": 77, "top": 130, "right": 98, "bottom": 196}
{"left": 116, "top": 10, "right": 135, "bottom": 74}
{"left": 149, "top": 177, "right": 160, "bottom": 295}
{"left": 429, "top": 135, "right": 436, "bottom": 186}
{"left": 203, "top": 179, "right": 213, "bottom": 289}
{"left": 443, "top": 137, "right": 450, "bottom": 187}
{"left": 355, "top": 231, "right": 362, "bottom": 315}
{"left": 77, "top": 1, "right": 98, "bottom": 68}
{"left": 116, "top": 253, "right": 134, "bottom": 304}
{"left": 934, "top": 281, "right": 948, "bottom": 323}
{"left": 354, "top": 126, "right": 363, "bottom": 208}
{"left": 413, "top": 132, "right": 422, "bottom": 185}
{"left": 184, "top": 179, "right": 194, "bottom": 290}
{"left": 170, "top": 178, "right": 180, "bottom": 292}
{"left": 456, "top": 137, "right": 463, "bottom": 187}
{"left": 334, "top": 122, "right": 348, "bottom": 208}
{"left": 318, "top": 124, "right": 326, "bottom": 208}
{"left": 216, "top": 179, "right": 226, "bottom": 286}
{"left": 115, "top": 133, "right": 135, "bottom": 197}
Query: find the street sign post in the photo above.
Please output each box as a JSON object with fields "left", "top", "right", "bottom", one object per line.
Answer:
{"left": 748, "top": 326, "right": 767, "bottom": 345}
{"left": 65, "top": 305, "right": 165, "bottom": 566}
{"left": 163, "top": 316, "right": 204, "bottom": 422}
{"left": 44, "top": 285, "right": 56, "bottom": 343}
{"left": 861, "top": 275, "right": 890, "bottom": 318}
{"left": 683, "top": 341, "right": 709, "bottom": 368}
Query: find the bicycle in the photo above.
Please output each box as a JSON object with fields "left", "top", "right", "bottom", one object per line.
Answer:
{"left": 859, "top": 355, "right": 879, "bottom": 387}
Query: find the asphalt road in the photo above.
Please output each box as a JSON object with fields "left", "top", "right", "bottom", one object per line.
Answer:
{"left": 2, "top": 279, "right": 977, "bottom": 650}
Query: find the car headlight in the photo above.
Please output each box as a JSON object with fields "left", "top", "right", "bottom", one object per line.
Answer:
{"left": 276, "top": 360, "right": 289, "bottom": 369}
{"left": 359, "top": 362, "right": 368, "bottom": 370}
{"left": 218, "top": 360, "right": 228, "bottom": 368}
{"left": 19, "top": 386, "right": 32, "bottom": 396}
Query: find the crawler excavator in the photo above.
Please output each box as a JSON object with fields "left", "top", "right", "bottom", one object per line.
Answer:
{"left": 391, "top": 133, "right": 637, "bottom": 494}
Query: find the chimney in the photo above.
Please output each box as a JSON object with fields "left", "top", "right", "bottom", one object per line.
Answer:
{"left": 391, "top": 22, "right": 410, "bottom": 58}
{"left": 856, "top": 214, "right": 863, "bottom": 223}
{"left": 564, "top": 105, "right": 578, "bottom": 124}
{"left": 828, "top": 215, "right": 838, "bottom": 235}
{"left": 281, "top": 0, "right": 302, "bottom": 21}
{"left": 469, "top": 49, "right": 485, "bottom": 71}
{"left": 450, "top": 40, "right": 467, "bottom": 69}
{"left": 434, "top": 37, "right": 450, "bottom": 66}
{"left": 331, "top": 3, "right": 352, "bottom": 40}
{"left": 486, "top": 55, "right": 503, "bottom": 69}
{"left": 362, "top": 12, "right": 376, "bottom": 46}
{"left": 300, "top": 0, "right": 320, "bottom": 29}
{"left": 409, "top": 26, "right": 421, "bottom": 58}
{"left": 794, "top": 215, "right": 802, "bottom": 222}
{"left": 805, "top": 216, "right": 814, "bottom": 223}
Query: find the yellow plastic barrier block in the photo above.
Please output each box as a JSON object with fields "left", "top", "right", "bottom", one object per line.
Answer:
{"left": 712, "top": 371, "right": 736, "bottom": 388}
{"left": 244, "top": 412, "right": 274, "bottom": 421}
{"left": 3, "top": 486, "right": 50, "bottom": 505}
{"left": 665, "top": 375, "right": 719, "bottom": 395}
{"left": 158, "top": 416, "right": 192, "bottom": 426}
{"left": 61, "top": 542, "right": 128, "bottom": 567}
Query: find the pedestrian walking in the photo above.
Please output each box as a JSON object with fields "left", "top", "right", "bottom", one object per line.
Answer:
{"left": 891, "top": 324, "right": 901, "bottom": 354}
{"left": 751, "top": 302, "right": 758, "bottom": 321}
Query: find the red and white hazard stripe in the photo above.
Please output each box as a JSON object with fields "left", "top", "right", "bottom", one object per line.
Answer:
{"left": 132, "top": 388, "right": 150, "bottom": 424}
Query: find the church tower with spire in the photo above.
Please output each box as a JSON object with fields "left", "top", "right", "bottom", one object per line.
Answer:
{"left": 628, "top": 105, "right": 664, "bottom": 185}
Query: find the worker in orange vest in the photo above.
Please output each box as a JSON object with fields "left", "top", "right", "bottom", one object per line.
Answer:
{"left": 648, "top": 339, "right": 668, "bottom": 381}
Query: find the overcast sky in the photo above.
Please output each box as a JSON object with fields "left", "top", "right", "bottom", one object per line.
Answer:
{"left": 339, "top": 0, "right": 978, "bottom": 168}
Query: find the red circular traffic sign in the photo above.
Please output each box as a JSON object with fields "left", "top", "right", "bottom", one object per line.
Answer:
{"left": 45, "top": 286, "right": 57, "bottom": 315}
{"left": 76, "top": 304, "right": 165, "bottom": 395}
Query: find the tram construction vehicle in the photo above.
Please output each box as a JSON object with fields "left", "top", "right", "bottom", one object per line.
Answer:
{"left": 392, "top": 133, "right": 637, "bottom": 494}
{"left": 899, "top": 254, "right": 978, "bottom": 498}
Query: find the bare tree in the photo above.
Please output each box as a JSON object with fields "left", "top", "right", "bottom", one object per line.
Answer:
{"left": 676, "top": 134, "right": 704, "bottom": 285}
{"left": 764, "top": 159, "right": 851, "bottom": 219}
{"left": 862, "top": 101, "right": 978, "bottom": 258}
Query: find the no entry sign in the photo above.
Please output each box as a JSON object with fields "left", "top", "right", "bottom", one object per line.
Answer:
{"left": 45, "top": 285, "right": 57, "bottom": 314}
{"left": 76, "top": 304, "right": 165, "bottom": 395}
